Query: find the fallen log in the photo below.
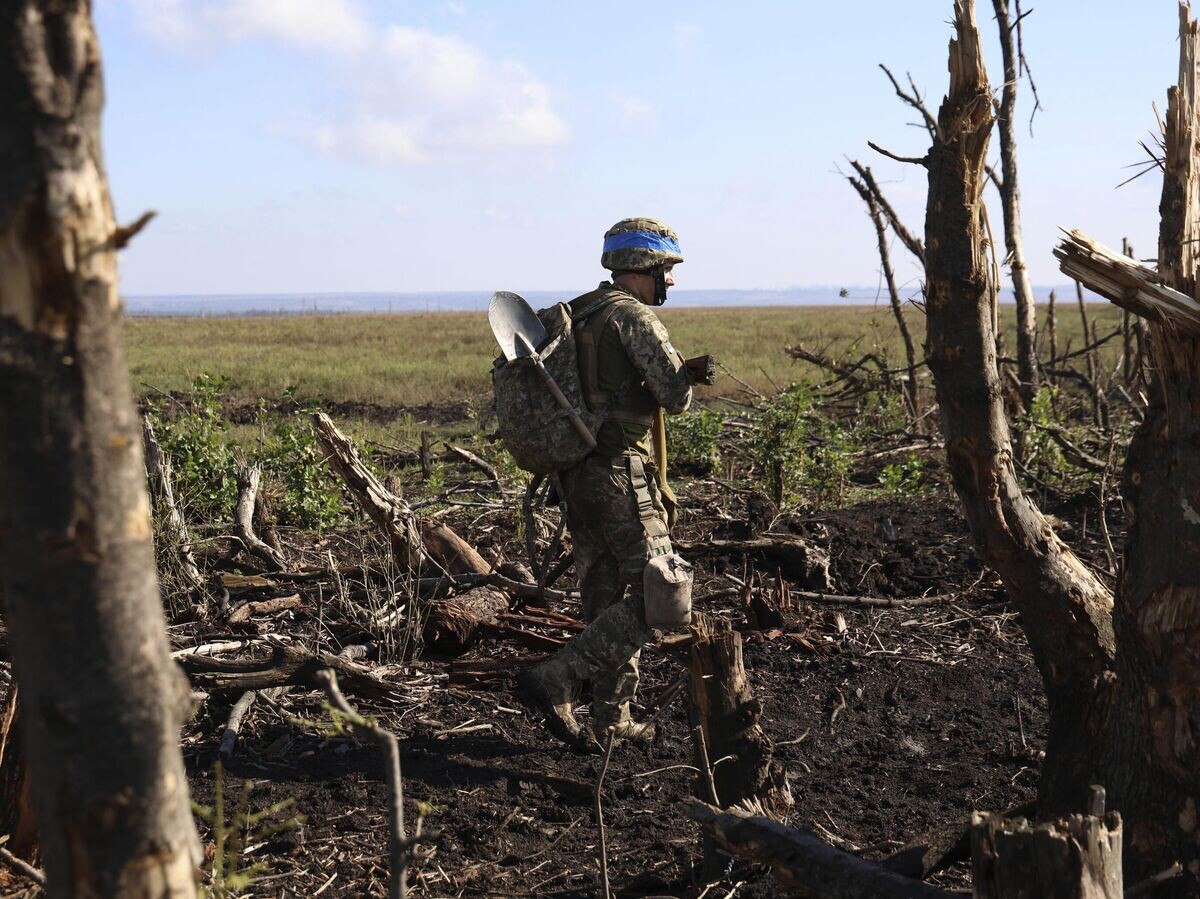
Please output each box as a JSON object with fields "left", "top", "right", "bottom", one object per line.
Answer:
{"left": 420, "top": 520, "right": 490, "bottom": 576}
{"left": 227, "top": 594, "right": 302, "bottom": 624}
{"left": 676, "top": 536, "right": 832, "bottom": 591}
{"left": 882, "top": 800, "right": 1035, "bottom": 879}
{"left": 179, "top": 642, "right": 398, "bottom": 701}
{"left": 685, "top": 801, "right": 955, "bottom": 899}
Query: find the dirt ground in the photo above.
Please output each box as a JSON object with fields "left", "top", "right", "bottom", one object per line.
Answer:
{"left": 152, "top": 428, "right": 1117, "bottom": 899}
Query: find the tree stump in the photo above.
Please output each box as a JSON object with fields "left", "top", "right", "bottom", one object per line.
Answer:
{"left": 688, "top": 613, "right": 791, "bottom": 818}
{"left": 970, "top": 806, "right": 1122, "bottom": 899}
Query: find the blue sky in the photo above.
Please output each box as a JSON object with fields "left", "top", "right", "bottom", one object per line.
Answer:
{"left": 94, "top": 1, "right": 1178, "bottom": 296}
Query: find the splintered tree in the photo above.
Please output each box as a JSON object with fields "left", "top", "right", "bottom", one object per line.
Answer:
{"left": 0, "top": 1, "right": 201, "bottom": 895}
{"left": 924, "top": 0, "right": 1200, "bottom": 891}
{"left": 922, "top": 0, "right": 1115, "bottom": 810}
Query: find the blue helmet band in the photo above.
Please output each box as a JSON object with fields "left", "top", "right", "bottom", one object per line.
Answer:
{"left": 601, "top": 230, "right": 682, "bottom": 257}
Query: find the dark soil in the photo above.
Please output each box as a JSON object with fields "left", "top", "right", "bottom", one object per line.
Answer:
{"left": 167, "top": 435, "right": 1102, "bottom": 898}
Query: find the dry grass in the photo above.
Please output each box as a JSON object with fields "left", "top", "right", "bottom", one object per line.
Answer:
{"left": 125, "top": 303, "right": 1125, "bottom": 411}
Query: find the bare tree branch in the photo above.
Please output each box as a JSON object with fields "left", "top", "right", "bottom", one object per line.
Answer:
{"left": 849, "top": 159, "right": 926, "bottom": 264}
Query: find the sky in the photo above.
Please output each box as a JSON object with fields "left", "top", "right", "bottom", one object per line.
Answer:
{"left": 93, "top": 1, "right": 1180, "bottom": 297}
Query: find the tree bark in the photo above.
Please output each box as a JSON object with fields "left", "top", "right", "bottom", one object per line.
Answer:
{"left": 991, "top": 0, "right": 1039, "bottom": 408}
{"left": 1097, "top": 5, "right": 1200, "bottom": 890}
{"left": 921, "top": 0, "right": 1116, "bottom": 813}
{"left": 687, "top": 613, "right": 791, "bottom": 818}
{"left": 971, "top": 808, "right": 1122, "bottom": 899}
{"left": 0, "top": 2, "right": 201, "bottom": 894}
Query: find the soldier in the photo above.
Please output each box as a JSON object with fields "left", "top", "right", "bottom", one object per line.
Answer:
{"left": 519, "top": 217, "right": 709, "bottom": 750}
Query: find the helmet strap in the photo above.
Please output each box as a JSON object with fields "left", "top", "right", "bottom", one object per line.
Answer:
{"left": 651, "top": 267, "right": 668, "bottom": 306}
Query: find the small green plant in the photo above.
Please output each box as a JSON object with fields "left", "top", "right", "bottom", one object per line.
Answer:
{"left": 193, "top": 762, "right": 305, "bottom": 898}
{"left": 256, "top": 417, "right": 345, "bottom": 530}
{"left": 149, "top": 373, "right": 239, "bottom": 521}
{"left": 667, "top": 409, "right": 725, "bottom": 473}
{"left": 752, "top": 383, "right": 814, "bottom": 507}
{"left": 878, "top": 453, "right": 929, "bottom": 496}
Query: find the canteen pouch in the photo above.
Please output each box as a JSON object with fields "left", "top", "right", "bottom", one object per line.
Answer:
{"left": 643, "top": 552, "right": 694, "bottom": 628}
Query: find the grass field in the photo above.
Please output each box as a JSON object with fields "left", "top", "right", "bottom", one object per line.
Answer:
{"left": 125, "top": 302, "right": 1127, "bottom": 412}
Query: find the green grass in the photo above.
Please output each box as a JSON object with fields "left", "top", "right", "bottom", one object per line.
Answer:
{"left": 125, "top": 302, "right": 1126, "bottom": 413}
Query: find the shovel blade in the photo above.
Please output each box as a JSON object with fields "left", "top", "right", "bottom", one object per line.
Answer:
{"left": 488, "top": 291, "right": 548, "bottom": 361}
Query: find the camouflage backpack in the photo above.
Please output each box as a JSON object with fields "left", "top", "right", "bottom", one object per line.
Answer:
{"left": 491, "top": 296, "right": 619, "bottom": 475}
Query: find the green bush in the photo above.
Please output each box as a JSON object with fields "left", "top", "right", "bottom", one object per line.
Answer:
{"left": 667, "top": 409, "right": 725, "bottom": 474}
{"left": 877, "top": 453, "right": 929, "bottom": 496}
{"left": 149, "top": 373, "right": 238, "bottom": 521}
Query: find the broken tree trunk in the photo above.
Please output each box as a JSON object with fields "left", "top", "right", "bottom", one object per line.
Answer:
{"left": 234, "top": 458, "right": 287, "bottom": 572}
{"left": 0, "top": 2, "right": 203, "bottom": 894}
{"left": 1058, "top": 5, "right": 1200, "bottom": 891}
{"left": 922, "top": 0, "right": 1115, "bottom": 813}
{"left": 970, "top": 806, "right": 1122, "bottom": 898}
{"left": 687, "top": 613, "right": 790, "bottom": 818}
{"left": 686, "top": 801, "right": 953, "bottom": 899}
{"left": 420, "top": 520, "right": 490, "bottom": 576}
{"left": 312, "top": 412, "right": 436, "bottom": 573}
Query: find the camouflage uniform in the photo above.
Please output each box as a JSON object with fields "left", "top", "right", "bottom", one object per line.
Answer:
{"left": 537, "top": 283, "right": 692, "bottom": 737}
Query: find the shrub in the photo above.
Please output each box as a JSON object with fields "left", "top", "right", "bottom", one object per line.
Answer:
{"left": 667, "top": 409, "right": 725, "bottom": 474}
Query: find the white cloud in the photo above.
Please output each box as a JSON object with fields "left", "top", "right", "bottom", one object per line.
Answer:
{"left": 216, "top": 0, "right": 369, "bottom": 52}
{"left": 615, "top": 95, "right": 659, "bottom": 131}
{"left": 128, "top": 0, "right": 367, "bottom": 52}
{"left": 124, "top": 1, "right": 568, "bottom": 164}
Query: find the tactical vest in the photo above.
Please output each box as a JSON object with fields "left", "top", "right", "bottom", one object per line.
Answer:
{"left": 569, "top": 286, "right": 658, "bottom": 456}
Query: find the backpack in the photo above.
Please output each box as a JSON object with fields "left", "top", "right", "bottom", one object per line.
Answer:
{"left": 491, "top": 296, "right": 620, "bottom": 475}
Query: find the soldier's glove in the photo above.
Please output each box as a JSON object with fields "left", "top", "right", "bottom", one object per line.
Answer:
{"left": 684, "top": 355, "right": 717, "bottom": 386}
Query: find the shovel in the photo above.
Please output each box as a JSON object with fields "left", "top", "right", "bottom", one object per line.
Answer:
{"left": 488, "top": 291, "right": 596, "bottom": 451}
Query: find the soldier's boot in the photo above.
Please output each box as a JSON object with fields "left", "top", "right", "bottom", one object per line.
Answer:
{"left": 591, "top": 650, "right": 655, "bottom": 744}
{"left": 522, "top": 594, "right": 653, "bottom": 750}
{"left": 516, "top": 656, "right": 586, "bottom": 750}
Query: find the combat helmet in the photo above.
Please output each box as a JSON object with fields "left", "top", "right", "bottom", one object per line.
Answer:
{"left": 601, "top": 217, "right": 684, "bottom": 273}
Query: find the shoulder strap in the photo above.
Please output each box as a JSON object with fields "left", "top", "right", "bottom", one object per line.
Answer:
{"left": 575, "top": 296, "right": 626, "bottom": 414}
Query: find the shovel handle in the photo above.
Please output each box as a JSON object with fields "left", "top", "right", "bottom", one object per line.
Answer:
{"left": 531, "top": 358, "right": 597, "bottom": 450}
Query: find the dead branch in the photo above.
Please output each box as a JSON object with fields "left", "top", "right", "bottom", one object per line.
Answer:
{"left": 443, "top": 443, "right": 501, "bottom": 488}
{"left": 179, "top": 642, "right": 399, "bottom": 701}
{"left": 233, "top": 459, "right": 287, "bottom": 572}
{"left": 849, "top": 159, "right": 926, "bottom": 264}
{"left": 1054, "top": 229, "right": 1200, "bottom": 335}
{"left": 218, "top": 691, "right": 257, "bottom": 761}
{"left": 879, "top": 64, "right": 939, "bottom": 140}
{"left": 227, "top": 594, "right": 302, "bottom": 624}
{"left": 686, "top": 801, "right": 954, "bottom": 898}
{"left": 142, "top": 415, "right": 205, "bottom": 594}
{"left": 312, "top": 412, "right": 437, "bottom": 573}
